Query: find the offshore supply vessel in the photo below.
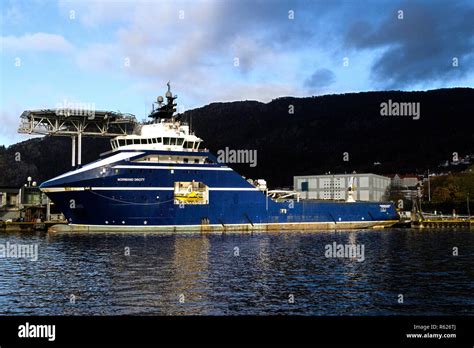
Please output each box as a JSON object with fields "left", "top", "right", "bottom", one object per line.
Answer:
{"left": 40, "top": 84, "right": 399, "bottom": 232}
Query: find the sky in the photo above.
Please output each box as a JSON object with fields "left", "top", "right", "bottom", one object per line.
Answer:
{"left": 1, "top": 0, "right": 473, "bottom": 146}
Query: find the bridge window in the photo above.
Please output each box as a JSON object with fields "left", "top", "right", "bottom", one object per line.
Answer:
{"left": 177, "top": 138, "right": 184, "bottom": 145}
{"left": 170, "top": 138, "right": 177, "bottom": 146}
{"left": 119, "top": 140, "right": 125, "bottom": 146}
{"left": 133, "top": 139, "right": 139, "bottom": 145}
{"left": 164, "top": 137, "right": 170, "bottom": 145}
{"left": 151, "top": 138, "right": 157, "bottom": 144}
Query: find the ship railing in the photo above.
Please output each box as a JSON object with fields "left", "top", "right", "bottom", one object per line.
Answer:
{"left": 142, "top": 120, "right": 189, "bottom": 126}
{"left": 420, "top": 213, "right": 472, "bottom": 221}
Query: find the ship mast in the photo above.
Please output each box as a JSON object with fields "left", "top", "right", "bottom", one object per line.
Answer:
{"left": 149, "top": 81, "right": 178, "bottom": 122}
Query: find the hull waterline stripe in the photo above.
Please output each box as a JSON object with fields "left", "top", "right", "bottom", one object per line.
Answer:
{"left": 41, "top": 187, "right": 259, "bottom": 192}
{"left": 113, "top": 165, "right": 232, "bottom": 171}
{"left": 62, "top": 220, "right": 399, "bottom": 230}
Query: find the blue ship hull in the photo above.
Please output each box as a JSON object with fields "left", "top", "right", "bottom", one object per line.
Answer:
{"left": 40, "top": 150, "right": 399, "bottom": 232}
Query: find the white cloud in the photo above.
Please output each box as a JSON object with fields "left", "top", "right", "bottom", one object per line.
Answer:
{"left": 70, "top": 1, "right": 308, "bottom": 105}
{"left": 76, "top": 43, "right": 120, "bottom": 71}
{"left": 59, "top": 0, "right": 135, "bottom": 28}
{"left": 0, "top": 105, "right": 40, "bottom": 146}
{"left": 0, "top": 33, "right": 74, "bottom": 53}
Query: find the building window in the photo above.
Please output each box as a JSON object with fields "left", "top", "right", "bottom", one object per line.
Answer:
{"left": 301, "top": 181, "right": 309, "bottom": 192}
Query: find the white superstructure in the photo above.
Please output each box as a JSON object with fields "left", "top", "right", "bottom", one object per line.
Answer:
{"left": 108, "top": 82, "right": 204, "bottom": 154}
{"left": 109, "top": 119, "right": 203, "bottom": 152}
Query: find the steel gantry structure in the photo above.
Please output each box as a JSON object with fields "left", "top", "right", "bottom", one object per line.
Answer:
{"left": 18, "top": 109, "right": 138, "bottom": 167}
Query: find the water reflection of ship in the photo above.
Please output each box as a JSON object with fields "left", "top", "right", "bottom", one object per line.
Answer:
{"left": 46, "top": 233, "right": 212, "bottom": 315}
{"left": 164, "top": 236, "right": 210, "bottom": 315}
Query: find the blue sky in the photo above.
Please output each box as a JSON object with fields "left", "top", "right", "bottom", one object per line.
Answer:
{"left": 1, "top": 0, "right": 473, "bottom": 145}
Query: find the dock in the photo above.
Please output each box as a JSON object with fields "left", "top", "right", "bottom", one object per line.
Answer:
{"left": 410, "top": 209, "right": 472, "bottom": 229}
{"left": 411, "top": 218, "right": 472, "bottom": 229}
{"left": 0, "top": 221, "right": 67, "bottom": 232}
{"left": 407, "top": 199, "right": 473, "bottom": 229}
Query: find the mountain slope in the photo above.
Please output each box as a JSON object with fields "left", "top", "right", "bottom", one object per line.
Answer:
{"left": 1, "top": 88, "right": 472, "bottom": 188}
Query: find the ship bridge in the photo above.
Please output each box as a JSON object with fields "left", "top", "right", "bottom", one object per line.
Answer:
{"left": 18, "top": 109, "right": 138, "bottom": 167}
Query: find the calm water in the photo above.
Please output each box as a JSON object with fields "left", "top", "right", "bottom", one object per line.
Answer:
{"left": 0, "top": 228, "right": 473, "bottom": 315}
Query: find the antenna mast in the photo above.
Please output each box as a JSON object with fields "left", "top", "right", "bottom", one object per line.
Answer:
{"left": 149, "top": 81, "right": 178, "bottom": 122}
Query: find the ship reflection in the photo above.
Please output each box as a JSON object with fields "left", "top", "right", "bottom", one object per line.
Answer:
{"left": 162, "top": 235, "right": 210, "bottom": 315}
{"left": 46, "top": 232, "right": 211, "bottom": 315}
{"left": 4, "top": 229, "right": 470, "bottom": 316}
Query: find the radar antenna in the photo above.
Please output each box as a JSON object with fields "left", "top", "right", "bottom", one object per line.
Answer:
{"left": 149, "top": 81, "right": 178, "bottom": 121}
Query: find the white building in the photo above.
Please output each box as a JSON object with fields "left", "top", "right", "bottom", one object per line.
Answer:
{"left": 389, "top": 174, "right": 420, "bottom": 188}
{"left": 294, "top": 173, "right": 391, "bottom": 202}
